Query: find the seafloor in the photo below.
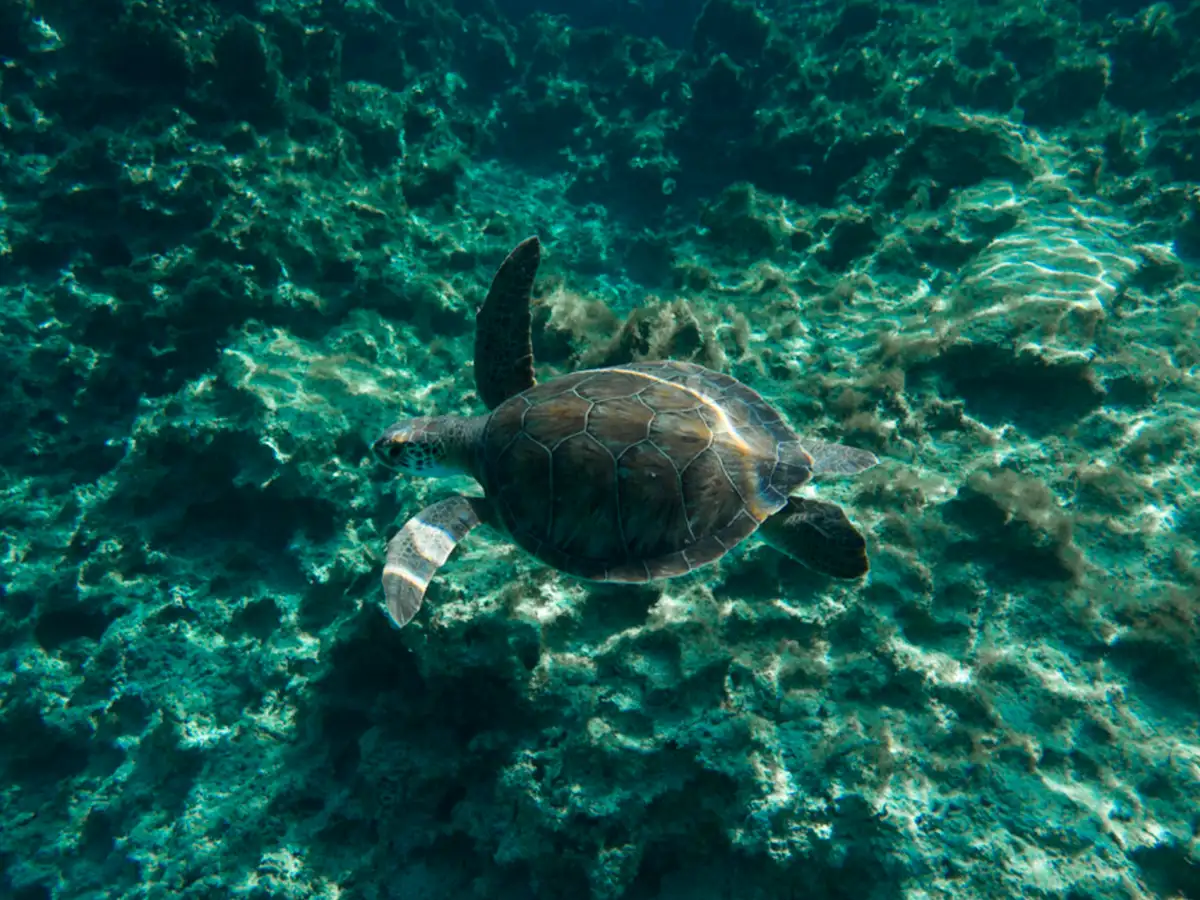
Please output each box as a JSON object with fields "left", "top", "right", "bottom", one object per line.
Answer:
{"left": 1, "top": 0, "right": 1198, "bottom": 898}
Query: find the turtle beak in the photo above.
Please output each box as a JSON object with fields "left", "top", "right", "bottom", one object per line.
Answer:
{"left": 372, "top": 432, "right": 400, "bottom": 465}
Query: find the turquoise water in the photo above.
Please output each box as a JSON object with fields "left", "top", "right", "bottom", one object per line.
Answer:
{"left": 1, "top": 1, "right": 1198, "bottom": 898}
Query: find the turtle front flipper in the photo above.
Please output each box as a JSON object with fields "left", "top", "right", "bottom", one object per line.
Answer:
{"left": 382, "top": 495, "right": 492, "bottom": 627}
{"left": 474, "top": 236, "right": 541, "bottom": 409}
{"left": 759, "top": 497, "right": 869, "bottom": 579}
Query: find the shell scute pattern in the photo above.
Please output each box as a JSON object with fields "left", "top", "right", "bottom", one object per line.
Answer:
{"left": 494, "top": 434, "right": 552, "bottom": 538}
{"left": 681, "top": 447, "right": 744, "bottom": 537}
{"left": 637, "top": 360, "right": 800, "bottom": 449}
{"left": 551, "top": 432, "right": 619, "bottom": 559}
{"left": 480, "top": 361, "right": 808, "bottom": 579}
{"left": 647, "top": 412, "right": 712, "bottom": 470}
{"left": 574, "top": 369, "right": 647, "bottom": 402}
{"left": 526, "top": 369, "right": 595, "bottom": 401}
{"left": 589, "top": 398, "right": 654, "bottom": 454}
{"left": 482, "top": 392, "right": 531, "bottom": 451}
{"left": 616, "top": 442, "right": 681, "bottom": 558}
{"left": 524, "top": 390, "right": 591, "bottom": 447}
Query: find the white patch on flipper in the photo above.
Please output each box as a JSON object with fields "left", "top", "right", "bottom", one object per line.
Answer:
{"left": 385, "top": 516, "right": 460, "bottom": 588}
{"left": 382, "top": 561, "right": 431, "bottom": 592}
{"left": 408, "top": 516, "right": 459, "bottom": 565}
{"left": 381, "top": 496, "right": 486, "bottom": 628}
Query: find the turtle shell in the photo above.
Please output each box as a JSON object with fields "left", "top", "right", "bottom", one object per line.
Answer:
{"left": 477, "top": 360, "right": 814, "bottom": 581}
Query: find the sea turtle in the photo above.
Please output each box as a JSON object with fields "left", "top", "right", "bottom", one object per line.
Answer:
{"left": 372, "top": 236, "right": 879, "bottom": 628}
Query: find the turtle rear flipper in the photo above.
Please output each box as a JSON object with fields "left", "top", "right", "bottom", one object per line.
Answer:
{"left": 759, "top": 497, "right": 869, "bottom": 579}
{"left": 474, "top": 235, "right": 541, "bottom": 409}
{"left": 383, "top": 495, "right": 492, "bottom": 627}
{"left": 801, "top": 439, "right": 879, "bottom": 476}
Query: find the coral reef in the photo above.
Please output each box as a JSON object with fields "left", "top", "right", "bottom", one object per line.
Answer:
{"left": 1, "top": 0, "right": 1198, "bottom": 898}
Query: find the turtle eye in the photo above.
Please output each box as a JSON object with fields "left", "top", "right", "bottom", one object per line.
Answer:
{"left": 387, "top": 444, "right": 402, "bottom": 460}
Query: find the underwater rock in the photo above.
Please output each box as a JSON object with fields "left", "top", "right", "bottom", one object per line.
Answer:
{"left": 2, "top": 0, "right": 1199, "bottom": 898}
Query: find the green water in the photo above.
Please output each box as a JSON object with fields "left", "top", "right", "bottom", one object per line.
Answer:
{"left": 1, "top": 0, "right": 1198, "bottom": 898}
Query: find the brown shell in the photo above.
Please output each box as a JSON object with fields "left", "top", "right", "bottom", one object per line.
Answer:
{"left": 477, "top": 360, "right": 813, "bottom": 581}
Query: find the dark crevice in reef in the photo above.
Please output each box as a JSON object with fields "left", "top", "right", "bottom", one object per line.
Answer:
{"left": 100, "top": 428, "right": 340, "bottom": 572}
{"left": 33, "top": 606, "right": 118, "bottom": 651}
{"left": 1106, "top": 638, "right": 1199, "bottom": 712}
{"left": 1131, "top": 843, "right": 1200, "bottom": 900}
{"left": 275, "top": 617, "right": 553, "bottom": 885}
{"left": 911, "top": 343, "right": 1105, "bottom": 435}
{"left": 0, "top": 704, "right": 93, "bottom": 807}
{"left": 941, "top": 473, "right": 1080, "bottom": 584}
{"left": 130, "top": 718, "right": 207, "bottom": 817}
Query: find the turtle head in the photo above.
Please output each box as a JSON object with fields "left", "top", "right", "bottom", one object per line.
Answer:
{"left": 372, "top": 417, "right": 477, "bottom": 479}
